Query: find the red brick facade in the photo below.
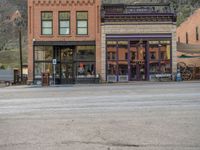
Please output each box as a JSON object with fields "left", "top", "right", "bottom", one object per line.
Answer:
{"left": 177, "top": 9, "right": 200, "bottom": 44}
{"left": 176, "top": 9, "right": 200, "bottom": 67}
{"left": 28, "top": 0, "right": 101, "bottom": 82}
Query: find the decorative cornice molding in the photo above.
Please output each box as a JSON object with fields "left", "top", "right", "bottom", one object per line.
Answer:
{"left": 33, "top": 0, "right": 95, "bottom": 6}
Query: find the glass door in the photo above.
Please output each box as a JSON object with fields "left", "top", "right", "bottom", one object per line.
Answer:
{"left": 137, "top": 44, "right": 146, "bottom": 80}
{"left": 60, "top": 47, "right": 75, "bottom": 84}
{"left": 130, "top": 41, "right": 147, "bottom": 81}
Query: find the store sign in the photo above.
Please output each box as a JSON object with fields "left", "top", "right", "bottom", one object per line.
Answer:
{"left": 52, "top": 59, "right": 57, "bottom": 65}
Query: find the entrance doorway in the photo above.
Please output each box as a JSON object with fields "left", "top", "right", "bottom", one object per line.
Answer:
{"left": 54, "top": 46, "right": 75, "bottom": 84}
{"left": 130, "top": 41, "right": 147, "bottom": 81}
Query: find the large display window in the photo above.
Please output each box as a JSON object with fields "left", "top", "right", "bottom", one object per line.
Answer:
{"left": 34, "top": 45, "right": 96, "bottom": 84}
{"left": 106, "top": 39, "right": 172, "bottom": 82}
{"left": 149, "top": 40, "right": 171, "bottom": 75}
{"left": 35, "top": 46, "right": 53, "bottom": 61}
{"left": 34, "top": 63, "right": 52, "bottom": 78}
{"left": 34, "top": 46, "right": 53, "bottom": 81}
{"left": 76, "top": 46, "right": 96, "bottom": 78}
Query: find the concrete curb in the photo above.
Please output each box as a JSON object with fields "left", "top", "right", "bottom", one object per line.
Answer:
{"left": 3, "top": 80, "right": 200, "bottom": 89}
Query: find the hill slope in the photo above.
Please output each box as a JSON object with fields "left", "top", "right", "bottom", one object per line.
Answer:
{"left": 0, "top": 0, "right": 27, "bottom": 68}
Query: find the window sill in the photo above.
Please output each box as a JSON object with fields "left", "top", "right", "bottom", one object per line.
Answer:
{"left": 57, "top": 35, "right": 72, "bottom": 38}
{"left": 40, "top": 35, "right": 54, "bottom": 38}
{"left": 75, "top": 35, "right": 90, "bottom": 37}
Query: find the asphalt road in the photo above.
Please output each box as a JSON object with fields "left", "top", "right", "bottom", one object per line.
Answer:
{"left": 0, "top": 82, "right": 200, "bottom": 150}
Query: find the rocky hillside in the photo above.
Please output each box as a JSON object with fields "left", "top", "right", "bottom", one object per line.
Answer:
{"left": 0, "top": 0, "right": 200, "bottom": 68}
{"left": 0, "top": 0, "right": 27, "bottom": 68}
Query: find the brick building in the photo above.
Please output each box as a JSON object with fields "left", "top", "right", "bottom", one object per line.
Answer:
{"left": 28, "top": 0, "right": 101, "bottom": 84}
{"left": 28, "top": 0, "right": 177, "bottom": 84}
{"left": 177, "top": 8, "right": 200, "bottom": 67}
{"left": 177, "top": 9, "right": 200, "bottom": 45}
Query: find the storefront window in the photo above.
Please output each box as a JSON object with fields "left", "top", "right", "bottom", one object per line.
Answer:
{"left": 106, "top": 40, "right": 129, "bottom": 82}
{"left": 76, "top": 46, "right": 95, "bottom": 78}
{"left": 107, "top": 41, "right": 117, "bottom": 76}
{"left": 107, "top": 61, "right": 117, "bottom": 75}
{"left": 118, "top": 41, "right": 128, "bottom": 77}
{"left": 149, "top": 40, "right": 171, "bottom": 74}
{"left": 107, "top": 41, "right": 117, "bottom": 61}
{"left": 77, "top": 62, "right": 95, "bottom": 78}
{"left": 160, "top": 44, "right": 171, "bottom": 73}
{"left": 61, "top": 48, "right": 73, "bottom": 62}
{"left": 35, "top": 46, "right": 53, "bottom": 61}
{"left": 34, "top": 63, "right": 52, "bottom": 78}
{"left": 76, "top": 46, "right": 95, "bottom": 61}
{"left": 149, "top": 44, "right": 159, "bottom": 74}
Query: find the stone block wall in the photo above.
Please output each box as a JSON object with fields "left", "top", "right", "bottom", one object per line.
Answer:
{"left": 101, "top": 23, "right": 177, "bottom": 81}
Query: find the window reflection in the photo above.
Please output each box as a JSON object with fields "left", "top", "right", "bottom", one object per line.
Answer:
{"left": 35, "top": 46, "right": 53, "bottom": 61}
{"left": 160, "top": 44, "right": 171, "bottom": 73}
{"left": 149, "top": 41, "right": 171, "bottom": 74}
{"left": 149, "top": 44, "right": 159, "bottom": 74}
{"left": 77, "top": 62, "right": 95, "bottom": 78}
{"left": 107, "top": 61, "right": 117, "bottom": 75}
{"left": 34, "top": 63, "right": 52, "bottom": 78}
{"left": 76, "top": 46, "right": 95, "bottom": 61}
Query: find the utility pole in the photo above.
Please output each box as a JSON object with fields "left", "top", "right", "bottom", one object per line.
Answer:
{"left": 19, "top": 28, "right": 23, "bottom": 83}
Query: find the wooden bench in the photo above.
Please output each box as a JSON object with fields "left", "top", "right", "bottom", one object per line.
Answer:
{"left": 155, "top": 74, "right": 172, "bottom": 81}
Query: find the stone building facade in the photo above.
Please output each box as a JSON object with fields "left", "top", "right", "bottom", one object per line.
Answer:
{"left": 101, "top": 4, "right": 177, "bottom": 82}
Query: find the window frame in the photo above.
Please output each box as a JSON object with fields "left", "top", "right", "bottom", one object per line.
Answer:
{"left": 41, "top": 11, "right": 53, "bottom": 35}
{"left": 58, "top": 11, "right": 70, "bottom": 35}
{"left": 76, "top": 11, "right": 88, "bottom": 35}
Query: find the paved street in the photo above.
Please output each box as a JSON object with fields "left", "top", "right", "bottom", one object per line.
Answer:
{"left": 0, "top": 82, "right": 200, "bottom": 150}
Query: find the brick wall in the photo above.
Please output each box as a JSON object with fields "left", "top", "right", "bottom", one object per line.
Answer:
{"left": 177, "top": 9, "right": 200, "bottom": 45}
{"left": 28, "top": 0, "right": 101, "bottom": 82}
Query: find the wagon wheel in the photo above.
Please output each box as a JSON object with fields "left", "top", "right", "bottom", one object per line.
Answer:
{"left": 182, "top": 70, "right": 192, "bottom": 80}
{"left": 177, "top": 62, "right": 187, "bottom": 73}
{"left": 188, "top": 64, "right": 195, "bottom": 68}
{"left": 187, "top": 64, "right": 195, "bottom": 73}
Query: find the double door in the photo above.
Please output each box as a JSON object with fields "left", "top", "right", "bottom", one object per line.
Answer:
{"left": 130, "top": 43, "right": 147, "bottom": 81}
{"left": 54, "top": 47, "right": 75, "bottom": 84}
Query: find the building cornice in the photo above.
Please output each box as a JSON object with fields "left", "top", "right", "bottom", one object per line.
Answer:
{"left": 33, "top": 0, "right": 95, "bottom": 6}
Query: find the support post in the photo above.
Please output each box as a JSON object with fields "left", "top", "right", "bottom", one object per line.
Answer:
{"left": 19, "top": 29, "right": 23, "bottom": 83}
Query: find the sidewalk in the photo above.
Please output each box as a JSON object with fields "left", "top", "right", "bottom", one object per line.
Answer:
{"left": 0, "top": 83, "right": 5, "bottom": 88}
{"left": 2, "top": 80, "right": 200, "bottom": 89}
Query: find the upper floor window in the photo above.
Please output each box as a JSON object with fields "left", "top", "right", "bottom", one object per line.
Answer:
{"left": 59, "top": 12, "right": 70, "bottom": 35}
{"left": 196, "top": 27, "right": 199, "bottom": 41}
{"left": 76, "top": 12, "right": 88, "bottom": 35}
{"left": 41, "top": 12, "right": 53, "bottom": 35}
